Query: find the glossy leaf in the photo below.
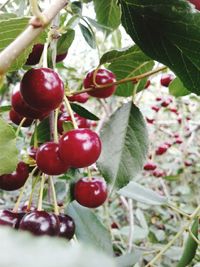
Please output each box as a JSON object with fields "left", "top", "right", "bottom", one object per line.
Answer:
{"left": 67, "top": 201, "right": 113, "bottom": 255}
{"left": 100, "top": 46, "right": 154, "bottom": 96}
{"left": 70, "top": 103, "right": 100, "bottom": 121}
{"left": 79, "top": 23, "right": 96, "bottom": 49}
{"left": 31, "top": 118, "right": 50, "bottom": 145}
{"left": 118, "top": 181, "right": 168, "bottom": 205}
{"left": 97, "top": 102, "right": 148, "bottom": 188}
{"left": 169, "top": 77, "right": 190, "bottom": 97}
{"left": 120, "top": 0, "right": 200, "bottom": 95}
{"left": 0, "top": 118, "right": 18, "bottom": 175}
{"left": 57, "top": 29, "right": 75, "bottom": 55}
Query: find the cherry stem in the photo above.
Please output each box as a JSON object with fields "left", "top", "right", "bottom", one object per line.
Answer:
{"left": 87, "top": 167, "right": 92, "bottom": 181}
{"left": 12, "top": 166, "right": 38, "bottom": 213}
{"left": 37, "top": 174, "right": 46, "bottom": 211}
{"left": 49, "top": 176, "right": 59, "bottom": 215}
{"left": 27, "top": 171, "right": 41, "bottom": 212}
{"left": 69, "top": 66, "right": 167, "bottom": 97}
{"left": 54, "top": 108, "right": 59, "bottom": 143}
{"left": 33, "top": 120, "right": 38, "bottom": 148}
{"left": 15, "top": 118, "right": 26, "bottom": 137}
{"left": 63, "top": 95, "right": 78, "bottom": 129}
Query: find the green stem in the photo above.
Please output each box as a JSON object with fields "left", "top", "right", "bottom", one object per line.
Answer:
{"left": 49, "top": 176, "right": 59, "bottom": 215}
{"left": 33, "top": 120, "right": 38, "bottom": 148}
{"left": 64, "top": 95, "right": 78, "bottom": 129}
{"left": 37, "top": 174, "right": 46, "bottom": 211}
{"left": 54, "top": 108, "right": 59, "bottom": 142}
{"left": 27, "top": 171, "right": 40, "bottom": 211}
{"left": 16, "top": 118, "right": 26, "bottom": 137}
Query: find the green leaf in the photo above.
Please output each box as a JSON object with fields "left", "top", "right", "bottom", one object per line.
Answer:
{"left": 115, "top": 251, "right": 142, "bottom": 267}
{"left": 85, "top": 17, "right": 112, "bottom": 31}
{"left": 63, "top": 121, "right": 74, "bottom": 133}
{"left": 93, "top": 0, "right": 121, "bottom": 30}
{"left": 100, "top": 46, "right": 154, "bottom": 96}
{"left": 97, "top": 102, "right": 148, "bottom": 188}
{"left": 0, "top": 227, "right": 116, "bottom": 267}
{"left": 0, "top": 13, "right": 17, "bottom": 20}
{"left": 169, "top": 77, "right": 190, "bottom": 97}
{"left": 119, "top": 0, "right": 200, "bottom": 95}
{"left": 176, "top": 218, "right": 199, "bottom": 267}
{"left": 0, "top": 17, "right": 46, "bottom": 72}
{"left": 118, "top": 181, "right": 168, "bottom": 205}
{"left": 0, "top": 105, "right": 11, "bottom": 112}
{"left": 79, "top": 23, "right": 96, "bottom": 49}
{"left": 70, "top": 103, "right": 100, "bottom": 121}
{"left": 0, "top": 118, "right": 18, "bottom": 175}
{"left": 67, "top": 201, "right": 113, "bottom": 255}
{"left": 57, "top": 29, "right": 75, "bottom": 55}
{"left": 71, "top": 1, "right": 83, "bottom": 15}
{"left": 31, "top": 117, "right": 50, "bottom": 145}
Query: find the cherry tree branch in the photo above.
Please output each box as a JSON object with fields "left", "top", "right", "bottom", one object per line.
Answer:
{"left": 0, "top": 0, "right": 68, "bottom": 74}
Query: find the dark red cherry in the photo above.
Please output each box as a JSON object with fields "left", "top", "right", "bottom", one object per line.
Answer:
{"left": 146, "top": 118, "right": 155, "bottom": 124}
{"left": 161, "top": 99, "right": 171, "bottom": 108}
{"left": 151, "top": 106, "right": 160, "bottom": 112}
{"left": 67, "top": 93, "right": 89, "bottom": 103}
{"left": 56, "top": 52, "right": 68, "bottom": 62}
{"left": 59, "top": 129, "right": 101, "bottom": 168}
{"left": 0, "top": 162, "right": 29, "bottom": 191}
{"left": 57, "top": 113, "right": 90, "bottom": 135}
{"left": 58, "top": 214, "right": 75, "bottom": 240}
{"left": 152, "top": 169, "right": 166, "bottom": 178}
{"left": 144, "top": 161, "right": 157, "bottom": 171}
{"left": 160, "top": 74, "right": 174, "bottom": 87}
{"left": 155, "top": 97, "right": 162, "bottom": 101}
{"left": 155, "top": 144, "right": 168, "bottom": 155}
{"left": 25, "top": 44, "right": 44, "bottom": 65}
{"left": 189, "top": 0, "right": 200, "bottom": 10}
{"left": 36, "top": 142, "right": 69, "bottom": 175}
{"left": 19, "top": 211, "right": 59, "bottom": 236}
{"left": 184, "top": 160, "right": 193, "bottom": 167}
{"left": 11, "top": 86, "right": 47, "bottom": 119}
{"left": 20, "top": 68, "right": 64, "bottom": 112}
{"left": 74, "top": 177, "right": 107, "bottom": 208}
{"left": 83, "top": 69, "right": 116, "bottom": 98}
{"left": 0, "top": 210, "right": 25, "bottom": 229}
{"left": 9, "top": 108, "right": 33, "bottom": 127}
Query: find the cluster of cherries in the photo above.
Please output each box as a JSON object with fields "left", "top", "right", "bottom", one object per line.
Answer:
{"left": 0, "top": 43, "right": 119, "bottom": 237}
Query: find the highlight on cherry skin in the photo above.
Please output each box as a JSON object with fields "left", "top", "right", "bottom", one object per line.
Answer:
{"left": 83, "top": 68, "right": 116, "bottom": 98}
{"left": 74, "top": 177, "right": 108, "bottom": 208}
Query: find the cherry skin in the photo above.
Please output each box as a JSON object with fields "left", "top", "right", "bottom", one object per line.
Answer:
{"left": 74, "top": 177, "right": 108, "bottom": 208}
{"left": 160, "top": 74, "right": 174, "bottom": 87}
{"left": 9, "top": 108, "right": 33, "bottom": 127}
{"left": 19, "top": 211, "right": 60, "bottom": 236}
{"left": 161, "top": 99, "right": 171, "bottom": 108}
{"left": 59, "top": 129, "right": 101, "bottom": 168}
{"left": 58, "top": 214, "right": 75, "bottom": 240}
{"left": 144, "top": 161, "right": 157, "bottom": 171}
{"left": 83, "top": 69, "right": 116, "bottom": 98}
{"left": 0, "top": 210, "right": 25, "bottom": 229}
{"left": 25, "top": 44, "right": 44, "bottom": 65}
{"left": 57, "top": 113, "right": 90, "bottom": 135}
{"left": 67, "top": 93, "right": 89, "bottom": 103}
{"left": 155, "top": 144, "right": 168, "bottom": 155}
{"left": 55, "top": 52, "right": 68, "bottom": 62}
{"left": 20, "top": 68, "right": 64, "bottom": 112}
{"left": 11, "top": 86, "right": 47, "bottom": 119}
{"left": 0, "top": 162, "right": 29, "bottom": 191}
{"left": 36, "top": 142, "right": 69, "bottom": 175}
{"left": 189, "top": 0, "right": 200, "bottom": 10}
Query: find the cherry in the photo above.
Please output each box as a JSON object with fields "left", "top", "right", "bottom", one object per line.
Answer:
{"left": 177, "top": 116, "right": 182, "bottom": 124}
{"left": 59, "top": 129, "right": 101, "bottom": 168}
{"left": 20, "top": 68, "right": 64, "bottom": 112}
{"left": 152, "top": 169, "right": 166, "bottom": 178}
{"left": 25, "top": 44, "right": 44, "bottom": 65}
{"left": 175, "top": 137, "right": 183, "bottom": 144}
{"left": 55, "top": 52, "right": 68, "bottom": 62}
{"left": 11, "top": 86, "right": 47, "bottom": 119}
{"left": 67, "top": 92, "right": 89, "bottom": 103}
{"left": 57, "top": 113, "right": 90, "bottom": 135}
{"left": 19, "top": 211, "right": 59, "bottom": 236}
{"left": 83, "top": 69, "right": 116, "bottom": 98}
{"left": 0, "top": 210, "right": 25, "bottom": 229}
{"left": 36, "top": 142, "right": 69, "bottom": 175}
{"left": 144, "top": 161, "right": 157, "bottom": 171}
{"left": 155, "top": 97, "right": 162, "bottom": 101}
{"left": 58, "top": 214, "right": 75, "bottom": 240}
{"left": 151, "top": 106, "right": 160, "bottom": 112}
{"left": 155, "top": 144, "right": 168, "bottom": 155}
{"left": 9, "top": 108, "right": 33, "bottom": 127}
{"left": 146, "top": 118, "right": 155, "bottom": 124}
{"left": 0, "top": 162, "right": 29, "bottom": 191}
{"left": 189, "top": 0, "right": 200, "bottom": 10}
{"left": 111, "top": 222, "right": 119, "bottom": 229}
{"left": 145, "top": 80, "right": 151, "bottom": 88}
{"left": 160, "top": 74, "right": 174, "bottom": 87}
{"left": 169, "top": 107, "right": 178, "bottom": 115}
{"left": 74, "top": 177, "right": 107, "bottom": 208}
{"left": 184, "top": 160, "right": 193, "bottom": 167}
{"left": 161, "top": 99, "right": 171, "bottom": 107}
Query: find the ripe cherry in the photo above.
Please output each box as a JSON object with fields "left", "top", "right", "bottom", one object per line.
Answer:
{"left": 152, "top": 169, "right": 166, "bottom": 178}
{"left": 161, "top": 99, "right": 171, "bottom": 108}
{"left": 11, "top": 86, "right": 47, "bottom": 119}
{"left": 55, "top": 52, "right": 68, "bottom": 63}
{"left": 0, "top": 162, "right": 29, "bottom": 191}
{"left": 20, "top": 68, "right": 64, "bottom": 112}
{"left": 160, "top": 74, "right": 174, "bottom": 87}
{"left": 156, "top": 97, "right": 162, "bottom": 101}
{"left": 189, "top": 0, "right": 200, "bottom": 10}
{"left": 155, "top": 144, "right": 168, "bottom": 155}
{"left": 144, "top": 161, "right": 157, "bottom": 171}
{"left": 36, "top": 142, "right": 69, "bottom": 175}
{"left": 67, "top": 92, "right": 89, "bottom": 103}
{"left": 9, "top": 108, "right": 33, "bottom": 127}
{"left": 59, "top": 129, "right": 101, "bottom": 168}
{"left": 146, "top": 118, "right": 155, "bottom": 124}
{"left": 57, "top": 113, "right": 90, "bottom": 135}
{"left": 74, "top": 177, "right": 108, "bottom": 208}
{"left": 25, "top": 44, "right": 44, "bottom": 65}
{"left": 0, "top": 210, "right": 25, "bottom": 229}
{"left": 151, "top": 106, "right": 160, "bottom": 112}
{"left": 83, "top": 69, "right": 116, "bottom": 98}
{"left": 58, "top": 214, "right": 75, "bottom": 240}
{"left": 19, "top": 211, "right": 59, "bottom": 236}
